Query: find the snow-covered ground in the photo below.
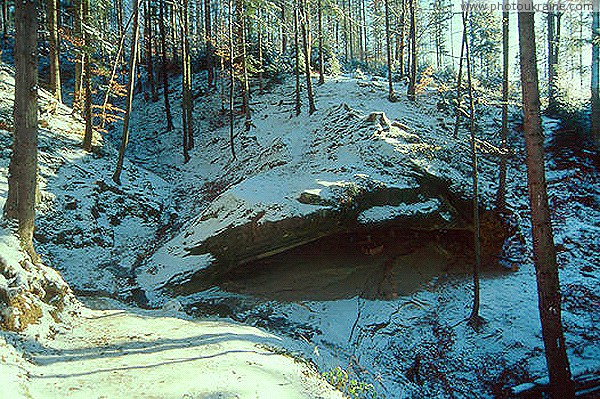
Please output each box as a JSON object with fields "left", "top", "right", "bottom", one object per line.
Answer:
{"left": 0, "top": 66, "right": 598, "bottom": 398}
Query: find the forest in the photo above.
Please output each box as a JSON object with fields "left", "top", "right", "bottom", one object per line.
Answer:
{"left": 0, "top": 0, "right": 598, "bottom": 397}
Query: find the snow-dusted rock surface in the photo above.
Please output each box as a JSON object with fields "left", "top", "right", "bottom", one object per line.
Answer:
{"left": 138, "top": 102, "right": 481, "bottom": 295}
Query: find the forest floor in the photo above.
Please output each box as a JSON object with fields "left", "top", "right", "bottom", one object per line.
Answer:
{"left": 1, "top": 68, "right": 599, "bottom": 398}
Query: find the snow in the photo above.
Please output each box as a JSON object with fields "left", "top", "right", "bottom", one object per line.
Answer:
{"left": 358, "top": 199, "right": 441, "bottom": 224}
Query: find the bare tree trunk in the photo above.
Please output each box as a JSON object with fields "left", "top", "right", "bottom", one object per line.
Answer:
{"left": 547, "top": 7, "right": 559, "bottom": 115}
{"left": 47, "top": 0, "right": 61, "bottom": 102}
{"left": 384, "top": 0, "right": 394, "bottom": 101}
{"left": 257, "top": 5, "right": 264, "bottom": 93}
{"left": 144, "top": 0, "right": 157, "bottom": 101}
{"left": 281, "top": 3, "right": 287, "bottom": 55}
{"left": 229, "top": 0, "right": 236, "bottom": 158}
{"left": 294, "top": 3, "right": 301, "bottom": 116}
{"left": 205, "top": 0, "right": 215, "bottom": 88}
{"left": 73, "top": 0, "right": 84, "bottom": 111}
{"left": 82, "top": 0, "right": 93, "bottom": 152}
{"left": 299, "top": 0, "right": 316, "bottom": 114}
{"left": 317, "top": 0, "right": 324, "bottom": 85}
{"left": 5, "top": 0, "right": 39, "bottom": 259}
{"left": 399, "top": 0, "right": 405, "bottom": 77}
{"left": 453, "top": 27, "right": 466, "bottom": 139}
{"left": 463, "top": 10, "right": 482, "bottom": 329}
{"left": 497, "top": 0, "right": 509, "bottom": 210}
{"left": 518, "top": 8, "right": 575, "bottom": 398}
{"left": 113, "top": 0, "right": 140, "bottom": 185}
{"left": 407, "top": 0, "right": 416, "bottom": 101}
{"left": 181, "top": 0, "right": 194, "bottom": 163}
{"left": 592, "top": 6, "right": 599, "bottom": 146}
{"left": 235, "top": 0, "right": 251, "bottom": 128}
{"left": 159, "top": 0, "right": 174, "bottom": 131}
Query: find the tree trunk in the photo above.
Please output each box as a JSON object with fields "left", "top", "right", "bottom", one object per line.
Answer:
{"left": 257, "top": 6, "right": 264, "bottom": 93}
{"left": 384, "top": 0, "right": 394, "bottom": 101}
{"left": 181, "top": 0, "right": 194, "bottom": 163}
{"left": 159, "top": 0, "right": 174, "bottom": 131}
{"left": 229, "top": 0, "right": 236, "bottom": 158}
{"left": 497, "top": 0, "right": 509, "bottom": 210}
{"left": 399, "top": 0, "right": 405, "bottom": 77}
{"left": 281, "top": 3, "right": 287, "bottom": 55}
{"left": 547, "top": 7, "right": 559, "bottom": 114}
{"left": 463, "top": 10, "right": 482, "bottom": 329}
{"left": 82, "top": 0, "right": 93, "bottom": 152}
{"left": 73, "top": 0, "right": 84, "bottom": 111}
{"left": 235, "top": 0, "right": 251, "bottom": 127}
{"left": 407, "top": 0, "right": 416, "bottom": 101}
{"left": 47, "top": 0, "right": 61, "bottom": 102}
{"left": 518, "top": 8, "right": 575, "bottom": 398}
{"left": 5, "top": 0, "right": 39, "bottom": 258}
{"left": 317, "top": 0, "right": 324, "bottom": 85}
{"left": 453, "top": 27, "right": 466, "bottom": 139}
{"left": 299, "top": 0, "right": 316, "bottom": 114}
{"left": 205, "top": 0, "right": 214, "bottom": 88}
{"left": 113, "top": 0, "right": 140, "bottom": 185}
{"left": 294, "top": 3, "right": 301, "bottom": 116}
{"left": 592, "top": 6, "right": 599, "bottom": 146}
{"left": 144, "top": 0, "right": 157, "bottom": 101}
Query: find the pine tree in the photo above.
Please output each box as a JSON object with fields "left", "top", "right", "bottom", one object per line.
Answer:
{"left": 518, "top": 7, "right": 575, "bottom": 398}
{"left": 5, "top": 0, "right": 39, "bottom": 258}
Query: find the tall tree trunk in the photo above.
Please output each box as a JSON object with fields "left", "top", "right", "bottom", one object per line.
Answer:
{"left": 518, "top": 8, "right": 575, "bottom": 398}
{"left": 257, "top": 6, "right": 264, "bottom": 93}
{"left": 294, "top": 3, "right": 301, "bottom": 116}
{"left": 317, "top": 0, "right": 324, "bottom": 85}
{"left": 205, "top": 0, "right": 215, "bottom": 88}
{"left": 592, "top": 5, "right": 599, "bottom": 146}
{"left": 144, "top": 0, "right": 157, "bottom": 101}
{"left": 235, "top": 0, "right": 251, "bottom": 127}
{"left": 547, "top": 7, "right": 559, "bottom": 114}
{"left": 82, "top": 0, "right": 93, "bottom": 152}
{"left": 407, "top": 0, "right": 416, "bottom": 101}
{"left": 299, "top": 0, "right": 316, "bottom": 114}
{"left": 47, "top": 0, "right": 61, "bottom": 102}
{"left": 399, "top": 0, "right": 405, "bottom": 77}
{"left": 181, "top": 0, "right": 194, "bottom": 163}
{"left": 384, "top": 0, "right": 394, "bottom": 101}
{"left": 113, "top": 0, "right": 140, "bottom": 185}
{"left": 281, "top": 3, "right": 287, "bottom": 55}
{"left": 1, "top": 0, "right": 7, "bottom": 44}
{"left": 5, "top": 0, "right": 39, "bottom": 258}
{"left": 497, "top": 0, "right": 509, "bottom": 210}
{"left": 463, "top": 10, "right": 482, "bottom": 329}
{"left": 229, "top": 0, "right": 236, "bottom": 158}
{"left": 159, "top": 0, "right": 174, "bottom": 131}
{"left": 453, "top": 26, "right": 466, "bottom": 139}
{"left": 73, "top": 0, "right": 84, "bottom": 111}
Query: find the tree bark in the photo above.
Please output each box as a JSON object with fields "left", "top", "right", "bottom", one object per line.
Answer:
{"left": 144, "top": 0, "right": 157, "bottom": 101}
{"left": 205, "top": 0, "right": 215, "bottom": 88}
{"left": 82, "top": 0, "right": 93, "bottom": 152}
{"left": 294, "top": 3, "right": 301, "bottom": 116}
{"left": 299, "top": 0, "right": 316, "bottom": 114}
{"left": 317, "top": 0, "right": 324, "bottom": 85}
{"left": 113, "top": 0, "right": 140, "bottom": 185}
{"left": 181, "top": 0, "right": 194, "bottom": 163}
{"left": 47, "top": 0, "right": 61, "bottom": 102}
{"left": 407, "top": 0, "right": 416, "bottom": 101}
{"left": 5, "top": 0, "right": 39, "bottom": 258}
{"left": 518, "top": 8, "right": 575, "bottom": 398}
{"left": 592, "top": 5, "right": 599, "bottom": 146}
{"left": 384, "top": 0, "right": 394, "bottom": 101}
{"left": 159, "top": 0, "right": 174, "bottom": 131}
{"left": 496, "top": 0, "right": 509, "bottom": 209}
{"left": 73, "top": 0, "right": 84, "bottom": 111}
